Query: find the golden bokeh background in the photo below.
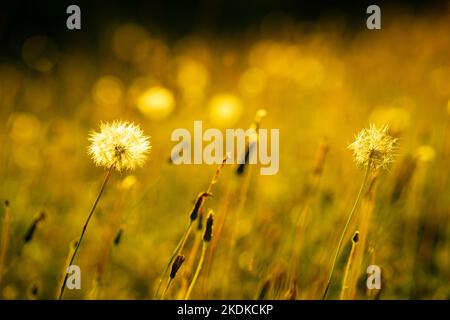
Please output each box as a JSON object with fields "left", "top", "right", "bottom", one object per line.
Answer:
{"left": 0, "top": 2, "right": 449, "bottom": 299}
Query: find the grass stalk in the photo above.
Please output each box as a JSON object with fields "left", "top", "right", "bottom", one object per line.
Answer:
{"left": 58, "top": 165, "right": 114, "bottom": 300}
{"left": 184, "top": 242, "right": 207, "bottom": 299}
{"left": 155, "top": 221, "right": 193, "bottom": 299}
{"left": 340, "top": 231, "right": 359, "bottom": 300}
{"left": 156, "top": 159, "right": 225, "bottom": 299}
{"left": 185, "top": 211, "right": 214, "bottom": 299}
{"left": 322, "top": 164, "right": 370, "bottom": 300}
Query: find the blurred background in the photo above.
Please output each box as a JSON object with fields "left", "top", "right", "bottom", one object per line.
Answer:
{"left": 0, "top": 0, "right": 449, "bottom": 299}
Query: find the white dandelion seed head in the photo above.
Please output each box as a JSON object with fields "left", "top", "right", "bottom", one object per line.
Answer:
{"left": 88, "top": 120, "right": 151, "bottom": 171}
{"left": 348, "top": 124, "right": 398, "bottom": 170}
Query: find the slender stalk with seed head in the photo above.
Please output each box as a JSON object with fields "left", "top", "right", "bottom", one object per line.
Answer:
{"left": 89, "top": 176, "right": 134, "bottom": 300}
{"left": 185, "top": 210, "right": 214, "bottom": 299}
{"left": 178, "top": 212, "right": 204, "bottom": 298}
{"left": 161, "top": 255, "right": 185, "bottom": 299}
{"left": 155, "top": 158, "right": 226, "bottom": 299}
{"left": 346, "top": 173, "right": 378, "bottom": 299}
{"left": 221, "top": 110, "right": 266, "bottom": 297}
{"left": 322, "top": 124, "right": 397, "bottom": 300}
{"left": 59, "top": 121, "right": 150, "bottom": 300}
{"left": 24, "top": 211, "right": 46, "bottom": 244}
{"left": 322, "top": 165, "right": 369, "bottom": 300}
{"left": 2, "top": 210, "right": 46, "bottom": 284}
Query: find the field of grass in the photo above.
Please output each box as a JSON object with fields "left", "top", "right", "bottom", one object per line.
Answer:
{"left": 0, "top": 7, "right": 449, "bottom": 300}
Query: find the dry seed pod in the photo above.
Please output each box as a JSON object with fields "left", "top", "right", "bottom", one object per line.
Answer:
{"left": 190, "top": 192, "right": 212, "bottom": 221}
{"left": 28, "top": 283, "right": 40, "bottom": 299}
{"left": 236, "top": 110, "right": 265, "bottom": 176}
{"left": 24, "top": 211, "right": 46, "bottom": 243}
{"left": 352, "top": 231, "right": 360, "bottom": 243}
{"left": 170, "top": 255, "right": 186, "bottom": 279}
{"left": 203, "top": 211, "right": 214, "bottom": 242}
{"left": 197, "top": 210, "right": 204, "bottom": 231}
{"left": 114, "top": 226, "right": 124, "bottom": 245}
{"left": 236, "top": 146, "right": 251, "bottom": 175}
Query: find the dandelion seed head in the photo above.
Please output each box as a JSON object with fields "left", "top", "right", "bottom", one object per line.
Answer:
{"left": 348, "top": 124, "right": 397, "bottom": 170}
{"left": 88, "top": 120, "right": 151, "bottom": 171}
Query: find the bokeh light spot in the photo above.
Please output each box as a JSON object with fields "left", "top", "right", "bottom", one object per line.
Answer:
{"left": 137, "top": 86, "right": 175, "bottom": 121}
{"left": 208, "top": 94, "right": 242, "bottom": 127}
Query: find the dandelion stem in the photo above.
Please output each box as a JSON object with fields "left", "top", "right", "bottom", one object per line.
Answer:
{"left": 59, "top": 165, "right": 114, "bottom": 300}
{"left": 322, "top": 164, "right": 370, "bottom": 300}
{"left": 185, "top": 242, "right": 207, "bottom": 299}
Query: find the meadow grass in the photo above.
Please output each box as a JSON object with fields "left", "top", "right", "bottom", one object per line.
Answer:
{"left": 0, "top": 10, "right": 449, "bottom": 300}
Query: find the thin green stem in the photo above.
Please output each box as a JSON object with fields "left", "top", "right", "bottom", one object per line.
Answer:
{"left": 322, "top": 165, "right": 370, "bottom": 300}
{"left": 160, "top": 278, "right": 173, "bottom": 300}
{"left": 185, "top": 242, "right": 207, "bottom": 300}
{"left": 156, "top": 161, "right": 225, "bottom": 299}
{"left": 58, "top": 166, "right": 114, "bottom": 300}
{"left": 155, "top": 221, "right": 193, "bottom": 299}
{"left": 339, "top": 233, "right": 358, "bottom": 300}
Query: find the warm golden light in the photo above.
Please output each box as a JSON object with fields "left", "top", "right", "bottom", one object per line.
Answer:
{"left": 136, "top": 86, "right": 175, "bottom": 121}
{"left": 208, "top": 94, "right": 242, "bottom": 127}
{"left": 176, "top": 57, "right": 209, "bottom": 100}
{"left": 1, "top": 2, "right": 449, "bottom": 300}
{"left": 370, "top": 107, "right": 411, "bottom": 136}
{"left": 92, "top": 76, "right": 124, "bottom": 107}
{"left": 239, "top": 68, "right": 267, "bottom": 97}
